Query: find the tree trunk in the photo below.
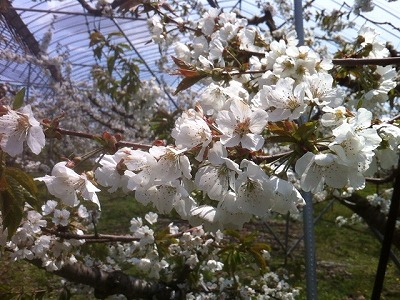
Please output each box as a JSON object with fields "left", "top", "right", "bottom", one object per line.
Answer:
{"left": 29, "top": 259, "right": 179, "bottom": 300}
{"left": 340, "top": 192, "right": 400, "bottom": 250}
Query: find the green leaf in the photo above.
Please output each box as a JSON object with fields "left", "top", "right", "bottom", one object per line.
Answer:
{"left": 107, "top": 56, "right": 116, "bottom": 74}
{"left": 0, "top": 167, "right": 42, "bottom": 238}
{"left": 356, "top": 98, "right": 364, "bottom": 110}
{"left": 108, "top": 31, "right": 123, "bottom": 38}
{"left": 267, "top": 135, "right": 297, "bottom": 144}
{"left": 89, "top": 30, "right": 105, "bottom": 47}
{"left": 224, "top": 229, "right": 241, "bottom": 239}
{"left": 249, "top": 249, "right": 267, "bottom": 271}
{"left": 5, "top": 167, "right": 40, "bottom": 211}
{"left": 93, "top": 47, "right": 103, "bottom": 60}
{"left": 174, "top": 75, "right": 207, "bottom": 95}
{"left": 293, "top": 121, "right": 318, "bottom": 141}
{"left": 12, "top": 87, "right": 25, "bottom": 110}
{"left": 0, "top": 184, "right": 24, "bottom": 239}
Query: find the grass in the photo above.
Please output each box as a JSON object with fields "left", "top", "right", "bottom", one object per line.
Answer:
{"left": 1, "top": 193, "right": 400, "bottom": 299}
{"left": 277, "top": 200, "right": 400, "bottom": 300}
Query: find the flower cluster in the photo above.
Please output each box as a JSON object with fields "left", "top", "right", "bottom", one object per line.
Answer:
{"left": 19, "top": 9, "right": 397, "bottom": 231}
{"left": 1, "top": 201, "right": 85, "bottom": 271}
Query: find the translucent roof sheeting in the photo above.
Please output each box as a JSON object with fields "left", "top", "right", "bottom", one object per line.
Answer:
{"left": 1, "top": 0, "right": 263, "bottom": 105}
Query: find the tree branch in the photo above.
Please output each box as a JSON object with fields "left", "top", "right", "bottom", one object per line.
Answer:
{"left": 41, "top": 227, "right": 190, "bottom": 243}
{"left": 29, "top": 258, "right": 179, "bottom": 299}
{"left": 41, "top": 228, "right": 139, "bottom": 243}
{"left": 338, "top": 193, "right": 400, "bottom": 250}
{"left": 76, "top": 0, "right": 104, "bottom": 16}
{"left": 332, "top": 57, "right": 400, "bottom": 66}
{"left": 365, "top": 169, "right": 398, "bottom": 184}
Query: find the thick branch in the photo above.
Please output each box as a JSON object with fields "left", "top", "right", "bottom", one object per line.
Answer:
{"left": 41, "top": 227, "right": 187, "bottom": 243}
{"left": 236, "top": 5, "right": 278, "bottom": 38}
{"left": 365, "top": 170, "right": 397, "bottom": 184}
{"left": 338, "top": 192, "right": 400, "bottom": 250}
{"left": 29, "top": 259, "right": 178, "bottom": 299}
{"left": 332, "top": 57, "right": 400, "bottom": 66}
{"left": 41, "top": 228, "right": 139, "bottom": 243}
{"left": 76, "top": 0, "right": 103, "bottom": 16}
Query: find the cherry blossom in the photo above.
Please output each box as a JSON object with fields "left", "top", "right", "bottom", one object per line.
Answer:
{"left": 52, "top": 209, "right": 70, "bottom": 227}
{"left": 257, "top": 77, "right": 307, "bottom": 121}
{"left": 95, "top": 154, "right": 130, "bottom": 193}
{"left": 194, "top": 142, "right": 241, "bottom": 200}
{"left": 303, "top": 73, "right": 343, "bottom": 107}
{"left": 321, "top": 106, "right": 348, "bottom": 127}
{"left": 35, "top": 162, "right": 101, "bottom": 209}
{"left": 295, "top": 152, "right": 365, "bottom": 192}
{"left": 171, "top": 109, "right": 212, "bottom": 160}
{"left": 331, "top": 108, "right": 382, "bottom": 170}
{"left": 216, "top": 99, "right": 268, "bottom": 151}
{"left": 234, "top": 160, "right": 273, "bottom": 216}
{"left": 0, "top": 105, "right": 45, "bottom": 156}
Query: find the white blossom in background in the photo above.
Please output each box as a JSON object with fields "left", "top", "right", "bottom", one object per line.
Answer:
{"left": 284, "top": 45, "right": 320, "bottom": 79}
{"left": 238, "top": 27, "right": 265, "bottom": 53}
{"left": 147, "top": 15, "right": 164, "bottom": 43}
{"left": 41, "top": 200, "right": 58, "bottom": 216}
{"left": 358, "top": 26, "right": 389, "bottom": 58}
{"left": 0, "top": 105, "right": 45, "bottom": 156}
{"left": 25, "top": 211, "right": 46, "bottom": 234}
{"left": 198, "top": 7, "right": 220, "bottom": 36}
{"left": 198, "top": 81, "right": 248, "bottom": 115}
{"left": 145, "top": 212, "right": 158, "bottom": 225}
{"left": 35, "top": 162, "right": 101, "bottom": 209}
{"left": 354, "top": 0, "right": 374, "bottom": 14}
{"left": 52, "top": 209, "right": 70, "bottom": 227}
{"left": 366, "top": 123, "right": 400, "bottom": 175}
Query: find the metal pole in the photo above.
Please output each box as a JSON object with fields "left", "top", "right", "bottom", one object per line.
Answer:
{"left": 371, "top": 158, "right": 400, "bottom": 299}
{"left": 295, "top": 0, "right": 317, "bottom": 298}
{"left": 294, "top": 0, "right": 304, "bottom": 46}
{"left": 302, "top": 191, "right": 318, "bottom": 300}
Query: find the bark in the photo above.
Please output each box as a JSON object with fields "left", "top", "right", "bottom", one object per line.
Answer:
{"left": 29, "top": 259, "right": 180, "bottom": 300}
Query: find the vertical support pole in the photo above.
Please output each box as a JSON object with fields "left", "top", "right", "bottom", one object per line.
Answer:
{"left": 284, "top": 212, "right": 290, "bottom": 266}
{"left": 371, "top": 159, "right": 400, "bottom": 299}
{"left": 294, "top": 0, "right": 305, "bottom": 46}
{"left": 302, "top": 191, "right": 318, "bottom": 299}
{"left": 295, "top": 0, "right": 317, "bottom": 298}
